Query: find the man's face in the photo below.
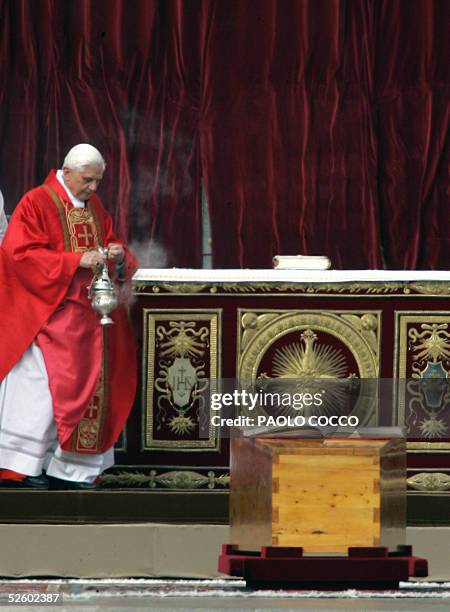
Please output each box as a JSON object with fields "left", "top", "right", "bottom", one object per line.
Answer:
{"left": 62, "top": 164, "right": 104, "bottom": 201}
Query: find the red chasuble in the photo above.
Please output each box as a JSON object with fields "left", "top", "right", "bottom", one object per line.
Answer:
{"left": 0, "top": 171, "right": 137, "bottom": 453}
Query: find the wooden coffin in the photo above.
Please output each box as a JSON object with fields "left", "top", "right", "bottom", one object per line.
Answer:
{"left": 230, "top": 437, "right": 406, "bottom": 553}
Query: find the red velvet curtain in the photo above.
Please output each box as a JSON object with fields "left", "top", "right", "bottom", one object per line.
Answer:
{"left": 0, "top": 1, "right": 447, "bottom": 268}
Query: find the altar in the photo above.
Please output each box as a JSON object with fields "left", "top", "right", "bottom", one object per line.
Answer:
{"left": 107, "top": 268, "right": 450, "bottom": 526}
{"left": 0, "top": 268, "right": 449, "bottom": 578}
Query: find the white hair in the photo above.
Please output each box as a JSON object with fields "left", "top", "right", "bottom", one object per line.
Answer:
{"left": 63, "top": 144, "right": 106, "bottom": 172}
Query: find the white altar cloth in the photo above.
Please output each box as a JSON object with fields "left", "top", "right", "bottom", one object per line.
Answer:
{"left": 133, "top": 268, "right": 450, "bottom": 284}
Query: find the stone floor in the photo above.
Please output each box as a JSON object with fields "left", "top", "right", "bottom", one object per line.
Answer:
{"left": 0, "top": 579, "right": 449, "bottom": 611}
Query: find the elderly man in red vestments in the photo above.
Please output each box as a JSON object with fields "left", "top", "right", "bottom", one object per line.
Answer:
{"left": 0, "top": 144, "right": 137, "bottom": 489}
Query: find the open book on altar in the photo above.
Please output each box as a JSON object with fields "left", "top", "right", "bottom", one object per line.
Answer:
{"left": 272, "top": 254, "right": 331, "bottom": 270}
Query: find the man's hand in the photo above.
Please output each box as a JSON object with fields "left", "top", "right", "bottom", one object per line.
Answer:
{"left": 79, "top": 250, "right": 107, "bottom": 270}
{"left": 107, "top": 243, "right": 125, "bottom": 265}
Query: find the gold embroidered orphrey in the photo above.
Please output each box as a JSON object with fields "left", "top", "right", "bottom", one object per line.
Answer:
{"left": 395, "top": 313, "right": 450, "bottom": 451}
{"left": 143, "top": 310, "right": 221, "bottom": 451}
{"left": 46, "top": 185, "right": 107, "bottom": 453}
{"left": 238, "top": 310, "right": 381, "bottom": 426}
{"left": 45, "top": 185, "right": 102, "bottom": 251}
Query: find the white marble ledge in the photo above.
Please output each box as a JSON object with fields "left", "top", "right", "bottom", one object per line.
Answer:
{"left": 133, "top": 268, "right": 450, "bottom": 284}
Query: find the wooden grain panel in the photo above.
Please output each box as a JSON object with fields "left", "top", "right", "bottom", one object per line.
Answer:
{"left": 273, "top": 489, "right": 377, "bottom": 508}
{"left": 276, "top": 455, "right": 379, "bottom": 468}
{"left": 270, "top": 448, "right": 382, "bottom": 551}
{"left": 273, "top": 468, "right": 379, "bottom": 484}
{"left": 275, "top": 505, "right": 377, "bottom": 528}
{"left": 273, "top": 503, "right": 379, "bottom": 553}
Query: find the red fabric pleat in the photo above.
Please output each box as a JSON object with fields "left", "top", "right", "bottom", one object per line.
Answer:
{"left": 0, "top": 1, "right": 448, "bottom": 269}
{"left": 0, "top": 469, "right": 25, "bottom": 481}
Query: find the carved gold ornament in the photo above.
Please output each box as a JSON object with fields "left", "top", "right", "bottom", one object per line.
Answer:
{"left": 259, "top": 328, "right": 360, "bottom": 418}
{"left": 239, "top": 311, "right": 379, "bottom": 378}
{"left": 238, "top": 310, "right": 380, "bottom": 426}
{"left": 410, "top": 323, "right": 450, "bottom": 365}
{"left": 418, "top": 415, "right": 448, "bottom": 439}
{"left": 101, "top": 469, "right": 230, "bottom": 490}
{"left": 407, "top": 472, "right": 450, "bottom": 492}
{"left": 271, "top": 329, "right": 348, "bottom": 379}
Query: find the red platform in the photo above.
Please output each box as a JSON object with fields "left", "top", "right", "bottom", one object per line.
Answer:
{"left": 218, "top": 545, "right": 428, "bottom": 590}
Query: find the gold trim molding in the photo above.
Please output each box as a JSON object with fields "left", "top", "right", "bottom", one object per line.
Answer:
{"left": 408, "top": 442, "right": 450, "bottom": 451}
{"left": 239, "top": 310, "right": 380, "bottom": 379}
{"left": 407, "top": 472, "right": 450, "bottom": 492}
{"left": 134, "top": 280, "right": 450, "bottom": 296}
{"left": 101, "top": 469, "right": 230, "bottom": 490}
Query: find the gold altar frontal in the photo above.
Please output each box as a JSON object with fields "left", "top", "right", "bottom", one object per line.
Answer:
{"left": 120, "top": 269, "right": 450, "bottom": 528}
{"left": 230, "top": 436, "right": 406, "bottom": 554}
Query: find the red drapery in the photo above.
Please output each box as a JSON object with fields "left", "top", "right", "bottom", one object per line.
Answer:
{"left": 0, "top": 0, "right": 447, "bottom": 268}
